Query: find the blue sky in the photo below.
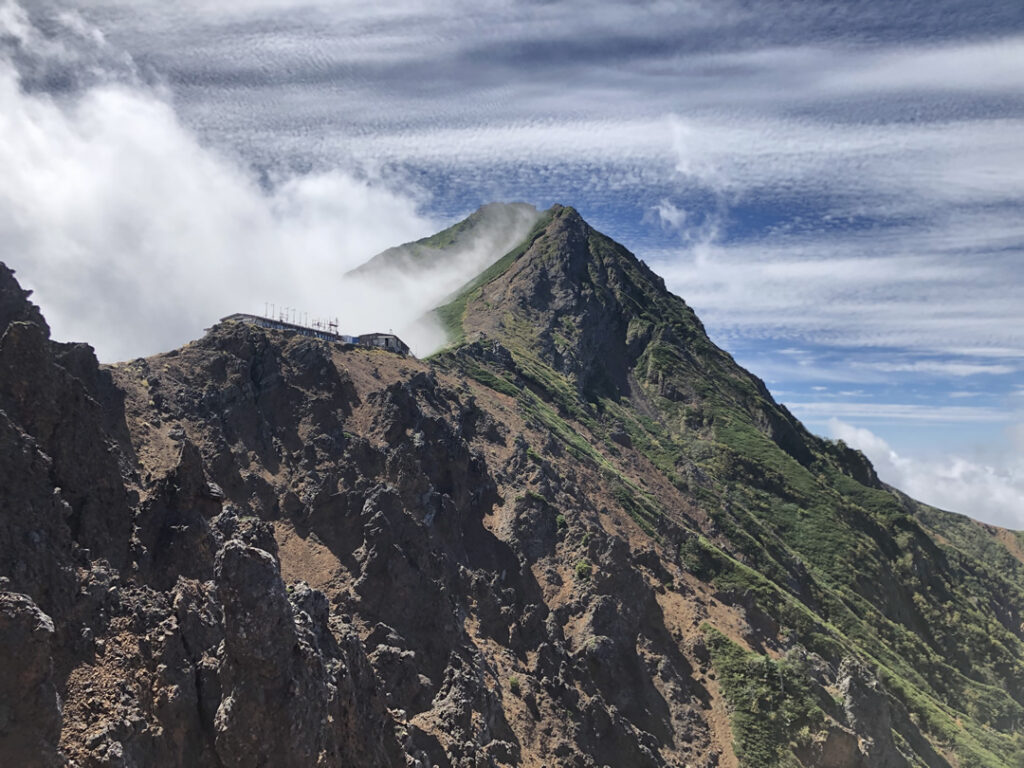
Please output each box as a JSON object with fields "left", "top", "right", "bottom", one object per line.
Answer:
{"left": 1, "top": 0, "right": 1022, "bottom": 525}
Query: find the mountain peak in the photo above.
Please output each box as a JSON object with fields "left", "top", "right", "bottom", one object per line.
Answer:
{"left": 437, "top": 204, "right": 821, "bottom": 469}
{"left": 439, "top": 204, "right": 702, "bottom": 395}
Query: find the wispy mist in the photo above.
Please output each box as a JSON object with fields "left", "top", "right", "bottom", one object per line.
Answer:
{"left": 343, "top": 202, "right": 542, "bottom": 352}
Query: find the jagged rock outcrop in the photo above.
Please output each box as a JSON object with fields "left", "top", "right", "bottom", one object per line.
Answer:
{"left": 214, "top": 542, "right": 330, "bottom": 767}
{"left": 838, "top": 658, "right": 910, "bottom": 768}
{"left": 0, "top": 591, "right": 64, "bottom": 768}
{"left": 0, "top": 408, "right": 76, "bottom": 632}
{"left": 0, "top": 265, "right": 134, "bottom": 578}
{"left": 133, "top": 440, "right": 223, "bottom": 591}
{"left": 0, "top": 265, "right": 49, "bottom": 333}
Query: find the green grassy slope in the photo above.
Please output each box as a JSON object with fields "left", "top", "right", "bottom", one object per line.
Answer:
{"left": 434, "top": 207, "right": 556, "bottom": 346}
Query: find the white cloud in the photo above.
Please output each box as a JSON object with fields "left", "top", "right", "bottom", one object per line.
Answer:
{"left": 789, "top": 402, "right": 1008, "bottom": 424}
{"left": 853, "top": 361, "right": 1017, "bottom": 377}
{"left": 828, "top": 418, "right": 1024, "bottom": 529}
{"left": 1, "top": 0, "right": 140, "bottom": 88}
{"left": 650, "top": 199, "right": 687, "bottom": 232}
{"left": 648, "top": 217, "right": 1024, "bottom": 367}
{"left": 820, "top": 36, "right": 1024, "bottom": 96}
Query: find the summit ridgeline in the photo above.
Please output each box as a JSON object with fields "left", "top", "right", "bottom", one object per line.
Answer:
{"left": 1, "top": 206, "right": 1023, "bottom": 768}
{"left": 437, "top": 204, "right": 819, "bottom": 468}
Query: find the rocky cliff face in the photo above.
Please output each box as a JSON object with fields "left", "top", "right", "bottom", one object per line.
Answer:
{"left": 1, "top": 205, "right": 1023, "bottom": 768}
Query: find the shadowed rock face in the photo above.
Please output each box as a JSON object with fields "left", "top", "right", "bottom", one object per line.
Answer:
{"left": 0, "top": 264, "right": 134, "bottom": 577}
{"left": 0, "top": 265, "right": 49, "bottom": 334}
{"left": 0, "top": 204, "right": 1022, "bottom": 768}
{"left": 0, "top": 592, "right": 63, "bottom": 768}
{"left": 214, "top": 542, "right": 333, "bottom": 768}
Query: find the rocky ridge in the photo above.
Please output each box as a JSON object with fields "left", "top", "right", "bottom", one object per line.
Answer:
{"left": 1, "top": 204, "right": 1023, "bottom": 767}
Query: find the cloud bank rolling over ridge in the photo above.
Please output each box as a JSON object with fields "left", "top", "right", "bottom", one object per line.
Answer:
{"left": 1, "top": 1, "right": 494, "bottom": 361}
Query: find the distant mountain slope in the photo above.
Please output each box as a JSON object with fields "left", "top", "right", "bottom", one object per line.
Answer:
{"left": 348, "top": 201, "right": 541, "bottom": 279}
{"left": 1, "top": 205, "right": 1022, "bottom": 768}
